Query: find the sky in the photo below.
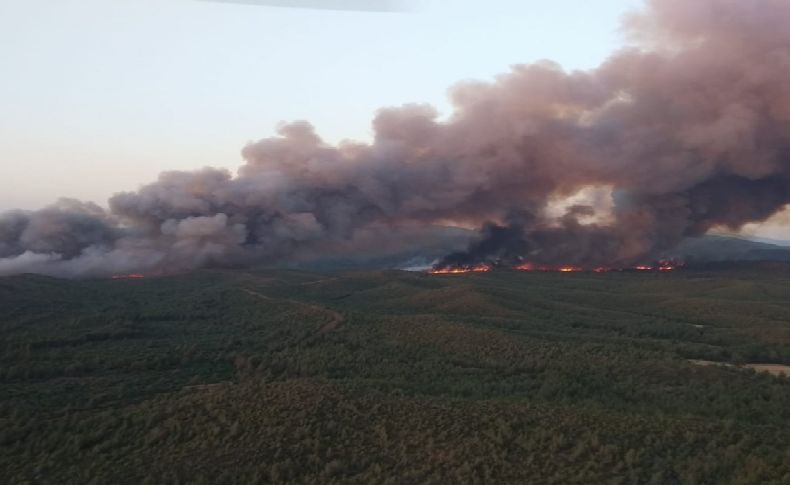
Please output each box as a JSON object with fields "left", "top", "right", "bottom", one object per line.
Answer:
{"left": 2, "top": 0, "right": 788, "bottom": 241}
{"left": 0, "top": 0, "right": 641, "bottom": 210}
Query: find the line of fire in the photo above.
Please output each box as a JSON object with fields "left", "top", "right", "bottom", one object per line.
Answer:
{"left": 428, "top": 260, "right": 682, "bottom": 275}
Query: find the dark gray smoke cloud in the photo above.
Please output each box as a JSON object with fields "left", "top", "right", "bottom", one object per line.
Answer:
{"left": 3, "top": 0, "right": 790, "bottom": 277}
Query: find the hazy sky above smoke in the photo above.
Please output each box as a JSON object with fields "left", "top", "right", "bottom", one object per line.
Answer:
{"left": 0, "top": 0, "right": 639, "bottom": 208}
{"left": 198, "top": 0, "right": 413, "bottom": 11}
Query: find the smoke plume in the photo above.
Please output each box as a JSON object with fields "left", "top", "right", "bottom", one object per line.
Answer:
{"left": 3, "top": 0, "right": 790, "bottom": 277}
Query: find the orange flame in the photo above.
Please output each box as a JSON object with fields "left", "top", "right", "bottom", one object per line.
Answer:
{"left": 429, "top": 264, "right": 492, "bottom": 275}
{"left": 515, "top": 262, "right": 583, "bottom": 273}
{"left": 111, "top": 274, "right": 145, "bottom": 280}
{"left": 429, "top": 260, "right": 682, "bottom": 275}
{"left": 514, "top": 262, "right": 537, "bottom": 271}
{"left": 558, "top": 266, "right": 583, "bottom": 273}
{"left": 658, "top": 260, "right": 676, "bottom": 271}
{"left": 514, "top": 262, "right": 557, "bottom": 272}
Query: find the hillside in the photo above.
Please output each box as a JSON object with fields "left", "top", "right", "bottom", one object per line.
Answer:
{"left": 275, "top": 234, "right": 790, "bottom": 272}
{"left": 2, "top": 268, "right": 790, "bottom": 483}
{"left": 671, "top": 235, "right": 790, "bottom": 263}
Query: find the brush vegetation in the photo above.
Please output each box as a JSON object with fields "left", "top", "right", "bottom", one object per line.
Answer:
{"left": 2, "top": 267, "right": 790, "bottom": 483}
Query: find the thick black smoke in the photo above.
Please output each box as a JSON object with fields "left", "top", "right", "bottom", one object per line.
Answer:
{"left": 3, "top": 0, "right": 790, "bottom": 277}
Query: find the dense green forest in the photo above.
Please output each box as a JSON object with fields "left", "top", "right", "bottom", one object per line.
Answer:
{"left": 2, "top": 266, "right": 790, "bottom": 483}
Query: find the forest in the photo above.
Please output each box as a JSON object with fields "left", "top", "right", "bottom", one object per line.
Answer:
{"left": 2, "top": 266, "right": 790, "bottom": 483}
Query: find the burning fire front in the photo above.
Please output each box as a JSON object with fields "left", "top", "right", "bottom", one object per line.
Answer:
{"left": 428, "top": 260, "right": 681, "bottom": 275}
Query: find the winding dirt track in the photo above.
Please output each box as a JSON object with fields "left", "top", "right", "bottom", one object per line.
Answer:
{"left": 241, "top": 288, "right": 344, "bottom": 336}
{"left": 690, "top": 359, "right": 790, "bottom": 377}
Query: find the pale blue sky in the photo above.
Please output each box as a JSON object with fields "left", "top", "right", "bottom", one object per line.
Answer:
{"left": 0, "top": 0, "right": 642, "bottom": 209}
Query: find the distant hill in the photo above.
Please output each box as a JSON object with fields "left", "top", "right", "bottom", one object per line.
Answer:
{"left": 265, "top": 232, "right": 790, "bottom": 273}
{"left": 289, "top": 233, "right": 790, "bottom": 272}
{"left": 670, "top": 235, "right": 790, "bottom": 263}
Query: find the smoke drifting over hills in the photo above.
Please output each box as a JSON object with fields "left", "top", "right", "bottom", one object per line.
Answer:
{"left": 3, "top": 0, "right": 790, "bottom": 277}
